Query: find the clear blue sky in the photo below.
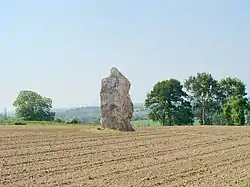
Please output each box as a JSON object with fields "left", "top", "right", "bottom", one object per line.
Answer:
{"left": 1, "top": 0, "right": 250, "bottom": 111}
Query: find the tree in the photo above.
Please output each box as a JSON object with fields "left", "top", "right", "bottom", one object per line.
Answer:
{"left": 13, "top": 90, "right": 55, "bottom": 121}
{"left": 218, "top": 77, "right": 248, "bottom": 125}
{"left": 219, "top": 77, "right": 246, "bottom": 100}
{"left": 145, "top": 79, "right": 193, "bottom": 126}
{"left": 172, "top": 100, "right": 194, "bottom": 125}
{"left": 184, "top": 72, "right": 219, "bottom": 125}
{"left": 228, "top": 98, "right": 247, "bottom": 125}
{"left": 245, "top": 99, "right": 250, "bottom": 126}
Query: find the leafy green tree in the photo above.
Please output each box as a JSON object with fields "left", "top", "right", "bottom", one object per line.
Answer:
{"left": 229, "top": 98, "right": 248, "bottom": 125}
{"left": 145, "top": 79, "right": 193, "bottom": 126}
{"left": 219, "top": 77, "right": 247, "bottom": 100}
{"left": 13, "top": 90, "right": 55, "bottom": 121}
{"left": 218, "top": 77, "right": 248, "bottom": 125}
{"left": 184, "top": 72, "right": 219, "bottom": 125}
{"left": 212, "top": 111, "right": 227, "bottom": 125}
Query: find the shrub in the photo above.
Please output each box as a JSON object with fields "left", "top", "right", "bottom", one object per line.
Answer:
{"left": 66, "top": 118, "right": 79, "bottom": 124}
{"left": 71, "top": 118, "right": 79, "bottom": 124}
{"left": 14, "top": 121, "right": 26, "bottom": 125}
{"left": 54, "top": 118, "right": 64, "bottom": 123}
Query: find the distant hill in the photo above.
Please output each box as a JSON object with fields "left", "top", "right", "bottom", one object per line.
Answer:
{"left": 54, "top": 103, "right": 149, "bottom": 122}
{"left": 2, "top": 103, "right": 149, "bottom": 123}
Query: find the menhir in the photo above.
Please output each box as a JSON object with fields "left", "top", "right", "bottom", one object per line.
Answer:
{"left": 100, "top": 67, "right": 135, "bottom": 131}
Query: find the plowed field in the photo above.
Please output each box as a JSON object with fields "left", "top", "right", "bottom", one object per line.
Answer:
{"left": 0, "top": 126, "right": 249, "bottom": 187}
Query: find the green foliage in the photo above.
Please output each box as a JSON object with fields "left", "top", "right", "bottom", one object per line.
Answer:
{"left": 145, "top": 73, "right": 250, "bottom": 126}
{"left": 226, "top": 98, "right": 247, "bottom": 125}
{"left": 54, "top": 118, "right": 64, "bottom": 123}
{"left": 219, "top": 77, "right": 248, "bottom": 125}
{"left": 13, "top": 90, "right": 55, "bottom": 121}
{"left": 145, "top": 79, "right": 194, "bottom": 126}
{"left": 4, "top": 73, "right": 250, "bottom": 127}
{"left": 184, "top": 72, "right": 219, "bottom": 125}
{"left": 219, "top": 77, "right": 247, "bottom": 100}
{"left": 66, "top": 118, "right": 80, "bottom": 124}
{"left": 212, "top": 111, "right": 227, "bottom": 125}
{"left": 14, "top": 121, "right": 27, "bottom": 125}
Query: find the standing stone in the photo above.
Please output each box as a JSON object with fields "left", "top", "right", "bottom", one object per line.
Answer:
{"left": 100, "top": 67, "right": 135, "bottom": 131}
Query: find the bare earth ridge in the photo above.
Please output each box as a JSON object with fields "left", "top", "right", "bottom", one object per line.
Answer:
{"left": 0, "top": 126, "right": 249, "bottom": 187}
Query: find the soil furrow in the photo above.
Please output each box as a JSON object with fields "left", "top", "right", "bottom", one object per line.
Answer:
{"left": 0, "top": 131, "right": 186, "bottom": 152}
{"left": 7, "top": 138, "right": 249, "bottom": 186}
{"left": 0, "top": 126, "right": 249, "bottom": 187}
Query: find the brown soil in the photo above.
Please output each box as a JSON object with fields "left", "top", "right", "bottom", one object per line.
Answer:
{"left": 0, "top": 125, "right": 249, "bottom": 187}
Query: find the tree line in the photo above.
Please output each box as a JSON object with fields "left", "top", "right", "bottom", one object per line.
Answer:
{"left": 8, "top": 72, "right": 250, "bottom": 126}
{"left": 145, "top": 72, "right": 250, "bottom": 126}
{"left": 10, "top": 90, "right": 99, "bottom": 124}
{"left": 6, "top": 90, "right": 147, "bottom": 124}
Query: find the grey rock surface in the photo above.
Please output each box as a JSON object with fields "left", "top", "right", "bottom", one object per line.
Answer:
{"left": 100, "top": 67, "right": 135, "bottom": 131}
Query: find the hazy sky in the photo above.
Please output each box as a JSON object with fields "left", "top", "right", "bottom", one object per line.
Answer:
{"left": 1, "top": 0, "right": 250, "bottom": 110}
